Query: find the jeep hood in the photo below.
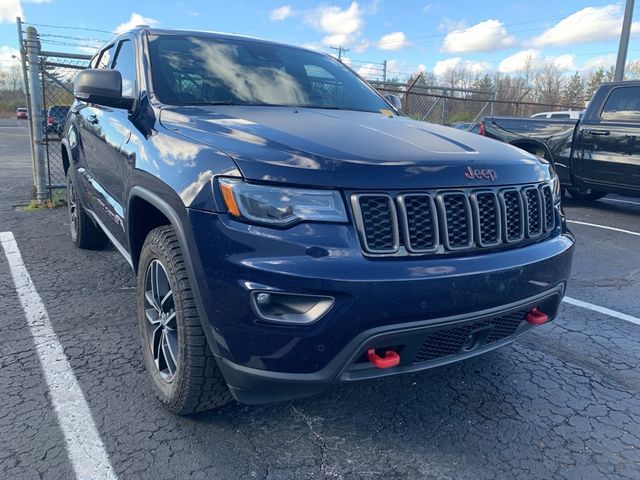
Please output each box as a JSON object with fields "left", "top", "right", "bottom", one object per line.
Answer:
{"left": 160, "top": 106, "right": 553, "bottom": 189}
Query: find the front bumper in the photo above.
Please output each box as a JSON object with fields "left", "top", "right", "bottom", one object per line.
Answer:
{"left": 218, "top": 287, "right": 562, "bottom": 404}
{"left": 187, "top": 209, "right": 574, "bottom": 404}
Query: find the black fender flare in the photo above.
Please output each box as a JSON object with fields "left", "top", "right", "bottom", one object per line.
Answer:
{"left": 127, "top": 186, "right": 223, "bottom": 357}
{"left": 509, "top": 139, "right": 556, "bottom": 169}
{"left": 60, "top": 138, "right": 71, "bottom": 174}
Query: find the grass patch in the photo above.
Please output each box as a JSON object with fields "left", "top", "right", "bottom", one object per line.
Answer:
{"left": 22, "top": 189, "right": 66, "bottom": 211}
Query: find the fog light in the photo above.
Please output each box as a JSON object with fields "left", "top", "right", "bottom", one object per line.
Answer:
{"left": 250, "top": 291, "right": 334, "bottom": 325}
{"left": 256, "top": 293, "right": 271, "bottom": 305}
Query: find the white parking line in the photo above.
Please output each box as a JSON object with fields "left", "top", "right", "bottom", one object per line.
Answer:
{"left": 0, "top": 232, "right": 117, "bottom": 480}
{"left": 602, "top": 197, "right": 640, "bottom": 207}
{"left": 563, "top": 296, "right": 640, "bottom": 326}
{"left": 567, "top": 220, "right": 640, "bottom": 237}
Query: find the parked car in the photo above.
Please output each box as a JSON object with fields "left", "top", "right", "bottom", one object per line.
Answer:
{"left": 62, "top": 27, "right": 574, "bottom": 414}
{"left": 42, "top": 105, "right": 70, "bottom": 136}
{"left": 16, "top": 107, "right": 28, "bottom": 119}
{"left": 530, "top": 110, "right": 583, "bottom": 120}
{"left": 481, "top": 81, "right": 640, "bottom": 200}
{"left": 451, "top": 122, "right": 481, "bottom": 134}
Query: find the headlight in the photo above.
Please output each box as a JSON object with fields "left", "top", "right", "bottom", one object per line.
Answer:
{"left": 219, "top": 179, "right": 348, "bottom": 226}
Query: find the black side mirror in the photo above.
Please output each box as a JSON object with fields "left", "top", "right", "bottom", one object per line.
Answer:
{"left": 74, "top": 69, "right": 134, "bottom": 110}
{"left": 384, "top": 94, "right": 402, "bottom": 112}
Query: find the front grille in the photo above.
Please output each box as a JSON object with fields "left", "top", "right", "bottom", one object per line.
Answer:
{"left": 440, "top": 193, "right": 472, "bottom": 249}
{"left": 413, "top": 309, "right": 527, "bottom": 364}
{"left": 401, "top": 195, "right": 437, "bottom": 252}
{"left": 352, "top": 195, "right": 398, "bottom": 253}
{"left": 352, "top": 183, "right": 556, "bottom": 256}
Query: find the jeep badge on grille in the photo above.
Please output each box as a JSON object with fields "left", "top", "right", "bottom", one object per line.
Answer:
{"left": 464, "top": 166, "right": 497, "bottom": 181}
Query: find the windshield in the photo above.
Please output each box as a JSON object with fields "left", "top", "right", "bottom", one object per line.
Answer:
{"left": 147, "top": 34, "right": 389, "bottom": 113}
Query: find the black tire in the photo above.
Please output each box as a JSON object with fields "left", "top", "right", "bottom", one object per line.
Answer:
{"left": 66, "top": 171, "right": 108, "bottom": 249}
{"left": 566, "top": 188, "right": 607, "bottom": 202}
{"left": 137, "top": 226, "right": 232, "bottom": 414}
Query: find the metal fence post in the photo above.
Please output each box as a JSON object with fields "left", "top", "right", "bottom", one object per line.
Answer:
{"left": 25, "top": 26, "right": 48, "bottom": 203}
{"left": 16, "top": 17, "right": 36, "bottom": 184}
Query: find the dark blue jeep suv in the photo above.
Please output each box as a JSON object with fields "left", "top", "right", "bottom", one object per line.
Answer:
{"left": 61, "top": 28, "right": 574, "bottom": 414}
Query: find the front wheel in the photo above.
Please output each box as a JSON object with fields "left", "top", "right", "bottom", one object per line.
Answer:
{"left": 66, "top": 171, "right": 107, "bottom": 249}
{"left": 566, "top": 188, "right": 607, "bottom": 202}
{"left": 137, "top": 226, "right": 232, "bottom": 414}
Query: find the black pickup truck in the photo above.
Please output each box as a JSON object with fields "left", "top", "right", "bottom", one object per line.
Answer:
{"left": 481, "top": 81, "right": 640, "bottom": 200}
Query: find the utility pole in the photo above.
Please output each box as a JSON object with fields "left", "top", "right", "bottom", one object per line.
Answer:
{"left": 614, "top": 0, "right": 634, "bottom": 81}
{"left": 330, "top": 46, "right": 349, "bottom": 61}
{"left": 382, "top": 60, "right": 387, "bottom": 83}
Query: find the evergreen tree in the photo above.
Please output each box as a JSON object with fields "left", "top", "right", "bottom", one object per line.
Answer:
{"left": 562, "top": 72, "right": 585, "bottom": 106}
{"left": 586, "top": 67, "right": 607, "bottom": 99}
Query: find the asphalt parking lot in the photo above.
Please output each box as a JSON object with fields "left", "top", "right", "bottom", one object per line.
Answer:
{"left": 1, "top": 116, "right": 639, "bottom": 480}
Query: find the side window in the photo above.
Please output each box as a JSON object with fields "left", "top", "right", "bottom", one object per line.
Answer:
{"left": 601, "top": 87, "right": 640, "bottom": 122}
{"left": 112, "top": 40, "right": 137, "bottom": 97}
{"left": 96, "top": 45, "right": 115, "bottom": 69}
{"left": 550, "top": 113, "right": 570, "bottom": 119}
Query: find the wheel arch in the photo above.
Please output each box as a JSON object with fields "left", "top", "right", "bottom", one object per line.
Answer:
{"left": 127, "top": 186, "right": 222, "bottom": 358}
{"left": 61, "top": 139, "right": 71, "bottom": 175}
{"left": 509, "top": 139, "right": 556, "bottom": 168}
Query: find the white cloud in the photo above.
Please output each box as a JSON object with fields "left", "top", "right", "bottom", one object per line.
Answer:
{"left": 299, "top": 41, "right": 322, "bottom": 52}
{"left": 377, "top": 31, "right": 410, "bottom": 51}
{"left": 422, "top": 4, "right": 433, "bottom": 14}
{"left": 442, "top": 19, "right": 516, "bottom": 53}
{"left": 498, "top": 50, "right": 581, "bottom": 73}
{"left": 433, "top": 57, "right": 492, "bottom": 76}
{"left": 549, "top": 54, "right": 577, "bottom": 72}
{"left": 115, "top": 13, "right": 159, "bottom": 34}
{"left": 356, "top": 63, "right": 380, "bottom": 78}
{"left": 531, "top": 4, "right": 640, "bottom": 47}
{"left": 0, "top": 0, "right": 23, "bottom": 23}
{"left": 581, "top": 54, "right": 617, "bottom": 71}
{"left": 308, "top": 1, "right": 364, "bottom": 47}
{"left": 23, "top": 0, "right": 53, "bottom": 3}
{"left": 498, "top": 49, "right": 540, "bottom": 73}
{"left": 0, "top": 45, "right": 20, "bottom": 66}
{"left": 187, "top": 10, "right": 200, "bottom": 17}
{"left": 269, "top": 6, "right": 292, "bottom": 21}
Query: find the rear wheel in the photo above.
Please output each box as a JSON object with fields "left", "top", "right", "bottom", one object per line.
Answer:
{"left": 566, "top": 188, "right": 607, "bottom": 202}
{"left": 137, "top": 226, "right": 232, "bottom": 414}
{"left": 66, "top": 171, "right": 107, "bottom": 249}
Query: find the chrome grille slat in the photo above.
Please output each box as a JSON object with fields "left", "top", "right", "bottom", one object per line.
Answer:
{"left": 399, "top": 194, "right": 438, "bottom": 253}
{"left": 500, "top": 189, "right": 525, "bottom": 243}
{"left": 523, "top": 187, "right": 543, "bottom": 237}
{"left": 472, "top": 191, "right": 501, "bottom": 247}
{"left": 351, "top": 183, "right": 556, "bottom": 257}
{"left": 438, "top": 192, "right": 473, "bottom": 250}
{"left": 351, "top": 194, "right": 399, "bottom": 254}
{"left": 540, "top": 185, "right": 555, "bottom": 232}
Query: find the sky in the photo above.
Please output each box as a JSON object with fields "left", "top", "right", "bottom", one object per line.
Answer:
{"left": 0, "top": 0, "right": 639, "bottom": 81}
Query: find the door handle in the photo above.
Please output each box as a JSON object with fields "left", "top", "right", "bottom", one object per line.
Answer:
{"left": 586, "top": 129, "right": 610, "bottom": 136}
{"left": 87, "top": 114, "right": 98, "bottom": 125}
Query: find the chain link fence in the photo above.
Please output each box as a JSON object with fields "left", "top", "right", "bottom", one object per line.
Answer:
{"left": 372, "top": 81, "right": 584, "bottom": 130}
{"left": 39, "top": 54, "right": 90, "bottom": 189}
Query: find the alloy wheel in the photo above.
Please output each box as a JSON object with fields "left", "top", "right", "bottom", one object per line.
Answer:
{"left": 67, "top": 177, "right": 78, "bottom": 240}
{"left": 144, "top": 259, "right": 178, "bottom": 383}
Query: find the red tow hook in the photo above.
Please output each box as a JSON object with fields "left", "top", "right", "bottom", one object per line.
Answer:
{"left": 367, "top": 348, "right": 400, "bottom": 369}
{"left": 525, "top": 308, "right": 549, "bottom": 325}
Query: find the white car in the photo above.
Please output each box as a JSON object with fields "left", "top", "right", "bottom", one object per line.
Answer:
{"left": 531, "top": 110, "right": 583, "bottom": 120}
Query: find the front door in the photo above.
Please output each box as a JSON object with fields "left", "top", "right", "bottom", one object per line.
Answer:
{"left": 577, "top": 85, "right": 640, "bottom": 192}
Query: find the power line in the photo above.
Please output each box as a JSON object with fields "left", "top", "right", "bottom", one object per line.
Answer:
{"left": 22, "top": 21, "right": 114, "bottom": 34}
